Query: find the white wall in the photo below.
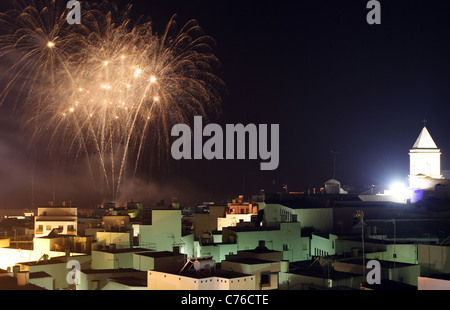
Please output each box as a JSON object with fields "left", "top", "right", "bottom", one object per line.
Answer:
{"left": 181, "top": 234, "right": 195, "bottom": 258}
{"left": 20, "top": 255, "right": 91, "bottom": 290}
{"left": 418, "top": 276, "right": 450, "bottom": 290}
{"left": 234, "top": 222, "right": 303, "bottom": 262}
{"left": 91, "top": 250, "right": 136, "bottom": 269}
{"left": 196, "top": 243, "right": 237, "bottom": 263}
{"left": 95, "top": 232, "right": 131, "bottom": 249}
{"left": 418, "top": 244, "right": 450, "bottom": 275}
{"left": 366, "top": 244, "right": 418, "bottom": 265}
{"left": 147, "top": 270, "right": 256, "bottom": 290}
{"left": 221, "top": 260, "right": 280, "bottom": 290}
{"left": 29, "top": 274, "right": 53, "bottom": 290}
{"left": 76, "top": 270, "right": 145, "bottom": 290}
{"left": 35, "top": 220, "right": 77, "bottom": 238}
{"left": 217, "top": 214, "right": 253, "bottom": 231}
{"left": 0, "top": 247, "right": 66, "bottom": 270}
{"left": 311, "top": 234, "right": 337, "bottom": 257}
{"left": 139, "top": 210, "right": 182, "bottom": 252}
{"left": 102, "top": 281, "right": 147, "bottom": 290}
{"left": 264, "top": 204, "right": 333, "bottom": 233}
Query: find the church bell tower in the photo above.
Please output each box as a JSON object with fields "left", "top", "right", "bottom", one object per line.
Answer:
{"left": 409, "top": 125, "right": 443, "bottom": 189}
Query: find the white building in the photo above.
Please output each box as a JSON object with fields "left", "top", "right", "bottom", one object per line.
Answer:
{"left": 136, "top": 210, "right": 183, "bottom": 252}
{"left": 324, "top": 179, "right": 348, "bottom": 194}
{"left": 34, "top": 203, "right": 77, "bottom": 238}
{"left": 418, "top": 275, "right": 450, "bottom": 290}
{"left": 264, "top": 203, "right": 334, "bottom": 233}
{"left": 409, "top": 126, "right": 445, "bottom": 190}
{"left": 76, "top": 269, "right": 146, "bottom": 290}
{"left": 221, "top": 258, "right": 280, "bottom": 290}
{"left": 222, "top": 222, "right": 305, "bottom": 262}
{"left": 147, "top": 269, "right": 256, "bottom": 290}
{"left": 91, "top": 248, "right": 149, "bottom": 269}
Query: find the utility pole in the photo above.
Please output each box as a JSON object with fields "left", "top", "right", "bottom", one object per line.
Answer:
{"left": 330, "top": 150, "right": 339, "bottom": 179}
{"left": 357, "top": 210, "right": 366, "bottom": 277}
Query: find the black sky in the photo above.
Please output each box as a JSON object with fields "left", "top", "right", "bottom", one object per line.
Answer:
{"left": 1, "top": 0, "right": 450, "bottom": 208}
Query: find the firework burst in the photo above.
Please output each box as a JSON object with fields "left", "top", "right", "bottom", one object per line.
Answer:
{"left": 0, "top": 0, "right": 225, "bottom": 200}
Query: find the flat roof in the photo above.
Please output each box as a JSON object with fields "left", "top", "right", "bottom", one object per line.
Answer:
{"left": 223, "top": 226, "right": 280, "bottom": 233}
{"left": 290, "top": 261, "right": 361, "bottom": 280}
{"left": 134, "top": 251, "right": 185, "bottom": 258}
{"left": 422, "top": 273, "right": 450, "bottom": 281}
{"left": 238, "top": 248, "right": 281, "bottom": 254}
{"left": 362, "top": 279, "right": 417, "bottom": 290}
{"left": 81, "top": 268, "right": 143, "bottom": 275}
{"left": 225, "top": 258, "right": 275, "bottom": 265}
{"left": 336, "top": 258, "right": 415, "bottom": 268}
{"left": 161, "top": 266, "right": 253, "bottom": 280}
{"left": 29, "top": 271, "right": 52, "bottom": 279}
{"left": 19, "top": 258, "right": 67, "bottom": 266}
{"left": 265, "top": 197, "right": 410, "bottom": 210}
{"left": 93, "top": 247, "right": 149, "bottom": 254}
{"left": 107, "top": 276, "right": 147, "bottom": 287}
{"left": 0, "top": 276, "right": 46, "bottom": 290}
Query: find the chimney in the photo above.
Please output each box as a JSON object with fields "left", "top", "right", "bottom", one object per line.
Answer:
{"left": 173, "top": 246, "right": 180, "bottom": 255}
{"left": 16, "top": 271, "right": 29, "bottom": 286}
{"left": 12, "top": 265, "right": 20, "bottom": 277}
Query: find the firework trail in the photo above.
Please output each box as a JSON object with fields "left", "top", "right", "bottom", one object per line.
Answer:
{"left": 0, "top": 0, "right": 225, "bottom": 201}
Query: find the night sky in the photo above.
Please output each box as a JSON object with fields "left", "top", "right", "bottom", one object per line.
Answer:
{"left": 1, "top": 0, "right": 450, "bottom": 208}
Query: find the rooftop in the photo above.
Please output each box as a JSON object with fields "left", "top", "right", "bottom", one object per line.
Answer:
{"left": 107, "top": 276, "right": 147, "bottom": 287}
{"left": 223, "top": 226, "right": 280, "bottom": 233}
{"left": 0, "top": 276, "right": 46, "bottom": 290}
{"left": 29, "top": 271, "right": 52, "bottom": 279}
{"left": 336, "top": 258, "right": 416, "bottom": 269}
{"left": 290, "top": 261, "right": 361, "bottom": 280}
{"left": 421, "top": 273, "right": 450, "bottom": 281}
{"left": 94, "top": 247, "right": 149, "bottom": 254}
{"left": 412, "top": 126, "right": 438, "bottom": 149}
{"left": 134, "top": 251, "right": 185, "bottom": 258}
{"left": 179, "top": 269, "right": 253, "bottom": 280}
{"left": 81, "top": 268, "right": 144, "bottom": 275}
{"left": 225, "top": 257, "right": 276, "bottom": 265}
{"left": 264, "top": 196, "right": 407, "bottom": 210}
{"left": 362, "top": 280, "right": 417, "bottom": 290}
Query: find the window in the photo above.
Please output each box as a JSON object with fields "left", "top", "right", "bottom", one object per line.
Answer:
{"left": 46, "top": 225, "right": 52, "bottom": 231}
{"left": 261, "top": 274, "right": 271, "bottom": 287}
{"left": 283, "top": 244, "right": 289, "bottom": 251}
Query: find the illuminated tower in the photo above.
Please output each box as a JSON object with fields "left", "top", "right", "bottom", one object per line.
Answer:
{"left": 409, "top": 126, "right": 444, "bottom": 189}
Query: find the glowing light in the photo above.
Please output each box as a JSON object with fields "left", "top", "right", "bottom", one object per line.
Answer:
{"left": 134, "top": 68, "right": 142, "bottom": 78}
{"left": 388, "top": 182, "right": 412, "bottom": 202}
{"left": 150, "top": 76, "right": 157, "bottom": 83}
{"left": 47, "top": 41, "right": 54, "bottom": 48}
